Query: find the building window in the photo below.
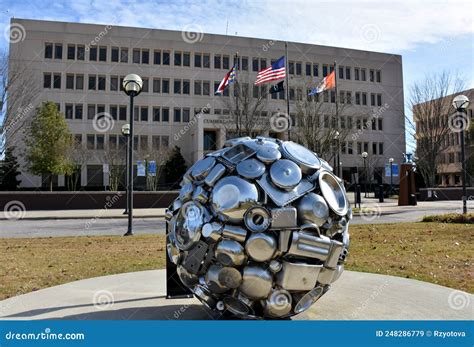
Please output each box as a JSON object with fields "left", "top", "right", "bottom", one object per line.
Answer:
{"left": 88, "top": 75, "right": 96, "bottom": 90}
{"left": 305, "top": 63, "right": 311, "bottom": 76}
{"left": 77, "top": 45, "right": 85, "bottom": 60}
{"left": 174, "top": 108, "right": 181, "bottom": 122}
{"left": 96, "top": 135, "right": 104, "bottom": 150}
{"left": 119, "top": 106, "right": 127, "bottom": 121}
{"left": 87, "top": 104, "right": 96, "bottom": 120}
{"left": 162, "top": 79, "right": 170, "bottom": 93}
{"left": 111, "top": 47, "right": 119, "bottom": 62}
{"left": 98, "top": 76, "right": 106, "bottom": 91}
{"left": 296, "top": 63, "right": 302, "bottom": 75}
{"left": 142, "top": 78, "right": 149, "bottom": 93}
{"left": 45, "top": 43, "right": 53, "bottom": 59}
{"left": 183, "top": 108, "right": 190, "bottom": 122}
{"left": 162, "top": 108, "right": 170, "bottom": 122}
{"left": 378, "top": 143, "right": 384, "bottom": 155}
{"left": 43, "top": 73, "right": 52, "bottom": 88}
{"left": 322, "top": 64, "right": 328, "bottom": 77}
{"left": 153, "top": 107, "right": 160, "bottom": 122}
{"left": 76, "top": 75, "right": 84, "bottom": 90}
{"left": 110, "top": 105, "right": 118, "bottom": 120}
{"left": 89, "top": 47, "right": 97, "bottom": 61}
{"left": 75, "top": 105, "right": 83, "bottom": 120}
{"left": 203, "top": 53, "right": 210, "bottom": 68}
{"left": 204, "top": 131, "right": 217, "bottom": 151}
{"left": 163, "top": 51, "right": 170, "bottom": 65}
{"left": 53, "top": 73, "right": 61, "bottom": 89}
{"left": 54, "top": 44, "right": 62, "bottom": 59}
{"left": 242, "top": 57, "right": 249, "bottom": 71}
{"left": 161, "top": 136, "right": 169, "bottom": 148}
{"left": 354, "top": 68, "right": 360, "bottom": 80}
{"left": 252, "top": 58, "right": 259, "bottom": 72}
{"left": 120, "top": 48, "right": 128, "bottom": 63}
{"left": 347, "top": 142, "right": 353, "bottom": 155}
{"left": 361, "top": 69, "right": 366, "bottom": 81}
{"left": 203, "top": 81, "right": 210, "bottom": 96}
{"left": 371, "top": 93, "right": 376, "bottom": 106}
{"left": 87, "top": 135, "right": 95, "bottom": 150}
{"left": 154, "top": 50, "right": 161, "bottom": 65}
{"left": 65, "top": 104, "right": 73, "bottom": 119}
{"left": 313, "top": 63, "right": 319, "bottom": 77}
{"left": 338, "top": 66, "right": 344, "bottom": 79}
{"left": 378, "top": 118, "right": 383, "bottom": 130}
{"left": 140, "top": 107, "right": 148, "bottom": 121}
{"left": 110, "top": 76, "right": 118, "bottom": 91}
{"left": 214, "top": 55, "right": 221, "bottom": 69}
{"left": 131, "top": 49, "right": 139, "bottom": 64}
{"left": 223, "top": 55, "right": 230, "bottom": 69}
{"left": 174, "top": 51, "right": 182, "bottom": 66}
{"left": 67, "top": 45, "right": 75, "bottom": 60}
{"left": 377, "top": 94, "right": 382, "bottom": 106}
{"left": 194, "top": 53, "right": 202, "bottom": 67}
{"left": 142, "top": 49, "right": 149, "bottom": 64}
{"left": 153, "top": 78, "right": 161, "bottom": 93}
{"left": 174, "top": 80, "right": 182, "bottom": 94}
{"left": 66, "top": 74, "right": 74, "bottom": 89}
{"left": 372, "top": 142, "right": 377, "bottom": 155}
{"left": 99, "top": 47, "right": 107, "bottom": 62}
{"left": 345, "top": 67, "right": 351, "bottom": 80}
{"left": 376, "top": 70, "right": 381, "bottom": 82}
{"left": 183, "top": 80, "right": 190, "bottom": 94}
{"left": 289, "top": 61, "right": 294, "bottom": 75}
{"left": 369, "top": 69, "right": 375, "bottom": 82}
{"left": 194, "top": 80, "right": 202, "bottom": 95}
{"left": 362, "top": 92, "right": 367, "bottom": 105}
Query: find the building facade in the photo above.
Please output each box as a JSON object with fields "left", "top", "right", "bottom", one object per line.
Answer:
{"left": 415, "top": 89, "right": 473, "bottom": 187}
{"left": 7, "top": 18, "right": 405, "bottom": 189}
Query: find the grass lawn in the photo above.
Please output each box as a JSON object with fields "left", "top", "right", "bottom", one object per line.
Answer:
{"left": 0, "top": 222, "right": 472, "bottom": 300}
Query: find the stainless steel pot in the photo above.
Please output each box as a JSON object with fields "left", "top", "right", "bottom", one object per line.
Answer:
{"left": 211, "top": 176, "right": 259, "bottom": 223}
{"left": 239, "top": 265, "right": 273, "bottom": 300}
{"left": 205, "top": 264, "right": 230, "bottom": 294}
{"left": 287, "top": 231, "right": 332, "bottom": 261}
{"left": 280, "top": 141, "right": 321, "bottom": 174}
{"left": 276, "top": 261, "right": 322, "bottom": 291}
{"left": 215, "top": 239, "right": 247, "bottom": 266}
{"left": 191, "top": 156, "right": 216, "bottom": 180}
{"left": 244, "top": 206, "right": 271, "bottom": 232}
{"left": 296, "top": 192, "right": 329, "bottom": 227}
{"left": 245, "top": 232, "right": 277, "bottom": 262}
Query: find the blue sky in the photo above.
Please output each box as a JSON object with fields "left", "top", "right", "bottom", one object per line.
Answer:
{"left": 1, "top": 0, "right": 473, "bottom": 151}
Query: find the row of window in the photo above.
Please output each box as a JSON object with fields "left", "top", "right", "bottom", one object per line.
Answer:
{"left": 439, "top": 151, "right": 463, "bottom": 165}
{"left": 44, "top": 73, "right": 384, "bottom": 107}
{"left": 60, "top": 102, "right": 383, "bottom": 131}
{"left": 43, "top": 43, "right": 383, "bottom": 81}
{"left": 341, "top": 141, "right": 385, "bottom": 156}
{"left": 77, "top": 133, "right": 170, "bottom": 151}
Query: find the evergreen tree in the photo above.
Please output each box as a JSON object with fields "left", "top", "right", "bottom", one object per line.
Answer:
{"left": 164, "top": 146, "right": 187, "bottom": 187}
{"left": 0, "top": 146, "right": 21, "bottom": 190}
{"left": 25, "top": 101, "right": 74, "bottom": 191}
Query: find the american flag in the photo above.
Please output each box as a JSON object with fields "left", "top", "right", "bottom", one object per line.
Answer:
{"left": 254, "top": 56, "right": 286, "bottom": 85}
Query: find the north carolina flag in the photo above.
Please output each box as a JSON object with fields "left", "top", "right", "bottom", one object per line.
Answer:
{"left": 215, "top": 65, "right": 236, "bottom": 95}
{"left": 308, "top": 70, "right": 336, "bottom": 96}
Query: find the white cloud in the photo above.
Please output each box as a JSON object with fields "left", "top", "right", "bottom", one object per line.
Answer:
{"left": 64, "top": 0, "right": 474, "bottom": 53}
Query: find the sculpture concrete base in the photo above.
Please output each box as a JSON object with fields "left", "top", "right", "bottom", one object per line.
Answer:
{"left": 0, "top": 270, "right": 471, "bottom": 320}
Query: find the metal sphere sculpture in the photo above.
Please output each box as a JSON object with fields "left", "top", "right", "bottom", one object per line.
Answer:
{"left": 166, "top": 137, "right": 351, "bottom": 319}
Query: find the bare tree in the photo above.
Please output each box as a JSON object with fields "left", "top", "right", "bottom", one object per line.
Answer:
{"left": 65, "top": 137, "right": 91, "bottom": 191}
{"left": 103, "top": 147, "right": 126, "bottom": 192}
{"left": 219, "top": 77, "right": 269, "bottom": 139}
{"left": 407, "top": 72, "right": 465, "bottom": 187}
{"left": 294, "top": 82, "right": 352, "bottom": 162}
{"left": 142, "top": 148, "right": 170, "bottom": 191}
{"left": 1, "top": 51, "right": 40, "bottom": 156}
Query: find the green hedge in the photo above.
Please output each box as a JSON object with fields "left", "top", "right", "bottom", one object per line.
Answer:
{"left": 422, "top": 213, "right": 474, "bottom": 224}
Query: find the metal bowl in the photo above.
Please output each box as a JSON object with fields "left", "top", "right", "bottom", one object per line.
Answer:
{"left": 318, "top": 170, "right": 349, "bottom": 216}
{"left": 296, "top": 192, "right": 330, "bottom": 226}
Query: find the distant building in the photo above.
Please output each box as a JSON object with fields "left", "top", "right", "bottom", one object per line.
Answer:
{"left": 414, "top": 88, "right": 473, "bottom": 187}
{"left": 7, "top": 18, "right": 405, "bottom": 189}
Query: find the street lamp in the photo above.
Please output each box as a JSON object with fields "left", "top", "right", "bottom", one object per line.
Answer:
{"left": 333, "top": 131, "right": 340, "bottom": 177}
{"left": 122, "top": 74, "right": 143, "bottom": 236}
{"left": 389, "top": 157, "right": 394, "bottom": 197}
{"left": 121, "top": 124, "right": 130, "bottom": 215}
{"left": 451, "top": 94, "right": 470, "bottom": 214}
{"left": 362, "top": 151, "right": 368, "bottom": 198}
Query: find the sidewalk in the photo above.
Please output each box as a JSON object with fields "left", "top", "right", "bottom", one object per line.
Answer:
{"left": 0, "top": 208, "right": 167, "bottom": 220}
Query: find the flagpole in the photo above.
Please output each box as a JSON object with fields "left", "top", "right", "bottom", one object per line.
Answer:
{"left": 235, "top": 52, "right": 240, "bottom": 136}
{"left": 334, "top": 60, "right": 340, "bottom": 177}
{"left": 285, "top": 42, "right": 291, "bottom": 140}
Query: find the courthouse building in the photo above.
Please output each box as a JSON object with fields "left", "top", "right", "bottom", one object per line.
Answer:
{"left": 7, "top": 18, "right": 405, "bottom": 189}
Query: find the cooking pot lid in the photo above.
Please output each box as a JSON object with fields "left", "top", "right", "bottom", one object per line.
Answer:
{"left": 236, "top": 158, "right": 266, "bottom": 179}
{"left": 191, "top": 157, "right": 216, "bottom": 180}
{"left": 269, "top": 159, "right": 302, "bottom": 189}
{"left": 257, "top": 146, "right": 281, "bottom": 163}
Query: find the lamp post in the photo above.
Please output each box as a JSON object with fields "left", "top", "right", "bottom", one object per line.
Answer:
{"left": 362, "top": 151, "right": 368, "bottom": 198}
{"left": 389, "top": 157, "right": 394, "bottom": 198}
{"left": 451, "top": 94, "right": 470, "bottom": 214}
{"left": 333, "top": 131, "right": 340, "bottom": 177}
{"left": 121, "top": 124, "right": 130, "bottom": 215}
{"left": 122, "top": 74, "right": 143, "bottom": 236}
